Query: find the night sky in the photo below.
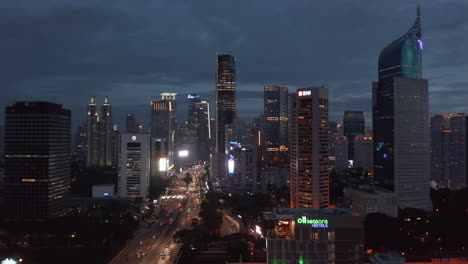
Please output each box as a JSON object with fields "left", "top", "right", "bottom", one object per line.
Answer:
{"left": 1, "top": 0, "right": 467, "bottom": 130}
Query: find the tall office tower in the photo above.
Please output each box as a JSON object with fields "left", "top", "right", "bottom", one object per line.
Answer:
{"left": 354, "top": 136, "right": 373, "bottom": 172}
{"left": 5, "top": 102, "right": 71, "bottom": 218}
{"left": 74, "top": 122, "right": 87, "bottom": 162}
{"left": 126, "top": 113, "right": 138, "bottom": 133}
{"left": 431, "top": 113, "right": 467, "bottom": 189}
{"left": 343, "top": 111, "right": 365, "bottom": 162}
{"left": 290, "top": 87, "right": 329, "bottom": 208}
{"left": 150, "top": 100, "right": 171, "bottom": 178}
{"left": 187, "top": 94, "right": 201, "bottom": 128}
{"left": 111, "top": 125, "right": 120, "bottom": 167}
{"left": 373, "top": 6, "right": 431, "bottom": 211}
{"left": 335, "top": 136, "right": 349, "bottom": 173}
{"left": 225, "top": 117, "right": 250, "bottom": 147}
{"left": 194, "top": 100, "right": 211, "bottom": 161}
{"left": 100, "top": 96, "right": 114, "bottom": 166}
{"left": 227, "top": 143, "right": 257, "bottom": 193}
{"left": 215, "top": 54, "right": 236, "bottom": 154}
{"left": 328, "top": 121, "right": 338, "bottom": 170}
{"left": 118, "top": 133, "right": 150, "bottom": 198}
{"left": 160, "top": 93, "right": 177, "bottom": 164}
{"left": 263, "top": 86, "right": 289, "bottom": 185}
{"left": 176, "top": 122, "right": 197, "bottom": 166}
{"left": 87, "top": 96, "right": 100, "bottom": 167}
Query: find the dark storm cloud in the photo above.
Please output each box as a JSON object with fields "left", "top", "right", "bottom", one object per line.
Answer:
{"left": 0, "top": 0, "right": 467, "bottom": 128}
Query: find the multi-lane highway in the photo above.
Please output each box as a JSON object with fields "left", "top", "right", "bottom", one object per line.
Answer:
{"left": 109, "top": 166, "right": 204, "bottom": 264}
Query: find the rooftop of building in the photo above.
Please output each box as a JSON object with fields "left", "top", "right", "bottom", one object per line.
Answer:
{"left": 263, "top": 207, "right": 354, "bottom": 220}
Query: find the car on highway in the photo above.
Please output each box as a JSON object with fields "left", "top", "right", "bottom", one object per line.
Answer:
{"left": 160, "top": 252, "right": 165, "bottom": 259}
{"left": 167, "top": 249, "right": 172, "bottom": 255}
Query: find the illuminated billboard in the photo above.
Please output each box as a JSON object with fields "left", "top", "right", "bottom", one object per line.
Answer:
{"left": 159, "top": 157, "right": 167, "bottom": 171}
{"left": 178, "top": 150, "right": 189, "bottom": 157}
{"left": 296, "top": 216, "right": 328, "bottom": 228}
{"left": 228, "top": 159, "right": 234, "bottom": 174}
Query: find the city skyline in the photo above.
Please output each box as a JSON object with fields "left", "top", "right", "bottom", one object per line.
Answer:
{"left": 1, "top": 1, "right": 467, "bottom": 127}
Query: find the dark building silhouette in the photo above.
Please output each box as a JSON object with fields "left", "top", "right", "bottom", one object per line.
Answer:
{"left": 431, "top": 113, "right": 467, "bottom": 189}
{"left": 74, "top": 122, "right": 87, "bottom": 162}
{"left": 5, "top": 102, "right": 71, "bottom": 218}
{"left": 373, "top": 6, "right": 431, "bottom": 211}
{"left": 87, "top": 97, "right": 99, "bottom": 167}
{"left": 126, "top": 113, "right": 138, "bottom": 133}
{"left": 194, "top": 100, "right": 211, "bottom": 161}
{"left": 343, "top": 111, "right": 365, "bottom": 161}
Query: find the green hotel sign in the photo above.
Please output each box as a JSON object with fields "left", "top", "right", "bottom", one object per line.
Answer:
{"left": 296, "top": 216, "right": 328, "bottom": 228}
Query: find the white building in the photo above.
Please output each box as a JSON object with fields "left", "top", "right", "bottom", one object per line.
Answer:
{"left": 344, "top": 187, "right": 397, "bottom": 217}
{"left": 118, "top": 134, "right": 150, "bottom": 198}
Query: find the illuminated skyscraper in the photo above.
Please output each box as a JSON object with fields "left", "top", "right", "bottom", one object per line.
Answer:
{"left": 290, "top": 87, "right": 329, "bottom": 208}
{"left": 150, "top": 100, "right": 171, "bottom": 177}
{"left": 263, "top": 86, "right": 290, "bottom": 189}
{"left": 343, "top": 111, "right": 365, "bottom": 161}
{"left": 118, "top": 134, "right": 150, "bottom": 198}
{"left": 373, "top": 6, "right": 431, "bottom": 210}
{"left": 215, "top": 54, "right": 236, "bottom": 154}
{"left": 187, "top": 94, "right": 201, "bottom": 129}
{"left": 87, "top": 96, "right": 100, "bottom": 167}
{"left": 5, "top": 102, "right": 71, "bottom": 218}
{"left": 100, "top": 96, "right": 114, "bottom": 167}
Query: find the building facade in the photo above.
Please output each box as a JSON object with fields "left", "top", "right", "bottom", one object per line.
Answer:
{"left": 5, "top": 102, "right": 71, "bottom": 218}
{"left": 87, "top": 97, "right": 100, "bottom": 167}
{"left": 354, "top": 136, "right": 373, "bottom": 172}
{"left": 264, "top": 208, "right": 364, "bottom": 264}
{"left": 373, "top": 6, "right": 432, "bottom": 211}
{"left": 431, "top": 113, "right": 467, "bottom": 189}
{"left": 343, "top": 111, "right": 365, "bottom": 162}
{"left": 228, "top": 143, "right": 257, "bottom": 193}
{"left": 290, "top": 87, "right": 330, "bottom": 208}
{"left": 118, "top": 133, "right": 150, "bottom": 198}
{"left": 215, "top": 54, "right": 236, "bottom": 154}
{"left": 194, "top": 100, "right": 211, "bottom": 161}
{"left": 263, "top": 86, "right": 289, "bottom": 188}
{"left": 334, "top": 136, "right": 348, "bottom": 173}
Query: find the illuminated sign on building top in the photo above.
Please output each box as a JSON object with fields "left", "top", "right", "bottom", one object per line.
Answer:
{"left": 296, "top": 216, "right": 328, "bottom": 228}
{"left": 298, "top": 90, "right": 312, "bottom": 97}
{"left": 131, "top": 136, "right": 137, "bottom": 141}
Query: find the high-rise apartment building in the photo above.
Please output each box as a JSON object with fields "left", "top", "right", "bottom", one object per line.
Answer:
{"left": 373, "top": 6, "right": 432, "bottom": 211}
{"left": 290, "top": 87, "right": 329, "bottom": 208}
{"left": 343, "top": 111, "right": 365, "bottom": 161}
{"left": 431, "top": 113, "right": 467, "bottom": 189}
{"left": 215, "top": 54, "right": 236, "bottom": 154}
{"left": 118, "top": 133, "right": 150, "bottom": 198}
{"left": 5, "top": 102, "right": 71, "bottom": 218}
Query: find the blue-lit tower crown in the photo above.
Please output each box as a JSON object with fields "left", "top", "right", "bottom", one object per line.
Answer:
{"left": 378, "top": 5, "right": 422, "bottom": 82}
